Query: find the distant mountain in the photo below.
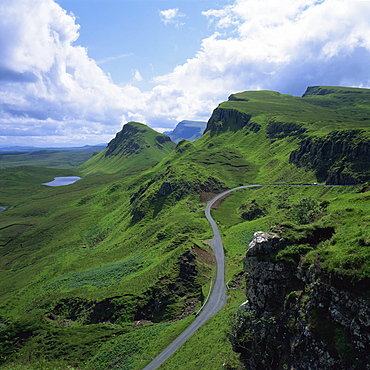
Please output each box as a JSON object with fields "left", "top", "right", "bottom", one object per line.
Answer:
{"left": 79, "top": 121, "right": 176, "bottom": 175}
{"left": 0, "top": 146, "right": 36, "bottom": 151}
{"left": 163, "top": 120, "right": 206, "bottom": 143}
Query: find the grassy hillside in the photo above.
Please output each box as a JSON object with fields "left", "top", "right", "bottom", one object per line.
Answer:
{"left": 79, "top": 122, "right": 176, "bottom": 176}
{"left": 0, "top": 86, "right": 370, "bottom": 369}
{"left": 200, "top": 86, "right": 370, "bottom": 185}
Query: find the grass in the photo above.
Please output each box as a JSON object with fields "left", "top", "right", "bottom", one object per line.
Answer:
{"left": 158, "top": 290, "right": 246, "bottom": 370}
{"left": 0, "top": 361, "right": 80, "bottom": 370}
{"left": 0, "top": 161, "right": 217, "bottom": 368}
{"left": 43, "top": 255, "right": 146, "bottom": 291}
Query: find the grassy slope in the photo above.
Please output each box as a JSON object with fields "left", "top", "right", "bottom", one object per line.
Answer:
{"left": 1, "top": 87, "right": 370, "bottom": 369}
{"left": 79, "top": 122, "right": 176, "bottom": 176}
{"left": 0, "top": 167, "right": 213, "bottom": 367}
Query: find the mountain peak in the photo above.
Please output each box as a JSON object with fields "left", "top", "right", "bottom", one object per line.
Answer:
{"left": 80, "top": 122, "right": 175, "bottom": 175}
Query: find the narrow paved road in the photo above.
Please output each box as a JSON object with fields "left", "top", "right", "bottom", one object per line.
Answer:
{"left": 142, "top": 185, "right": 261, "bottom": 370}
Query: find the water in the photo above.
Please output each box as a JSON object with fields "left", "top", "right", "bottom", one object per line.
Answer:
{"left": 0, "top": 206, "right": 8, "bottom": 211}
{"left": 42, "top": 176, "right": 82, "bottom": 187}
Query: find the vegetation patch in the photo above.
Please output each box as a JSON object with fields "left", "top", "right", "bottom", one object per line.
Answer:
{"left": 44, "top": 256, "right": 145, "bottom": 291}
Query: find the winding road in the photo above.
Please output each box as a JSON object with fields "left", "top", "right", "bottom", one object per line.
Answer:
{"left": 142, "top": 185, "right": 261, "bottom": 370}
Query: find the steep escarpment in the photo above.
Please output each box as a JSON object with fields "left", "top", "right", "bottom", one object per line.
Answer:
{"left": 290, "top": 130, "right": 370, "bottom": 184}
{"left": 3, "top": 86, "right": 370, "bottom": 368}
{"left": 266, "top": 120, "right": 307, "bottom": 140}
{"left": 231, "top": 231, "right": 370, "bottom": 370}
{"left": 204, "top": 107, "right": 261, "bottom": 136}
{"left": 200, "top": 86, "right": 370, "bottom": 185}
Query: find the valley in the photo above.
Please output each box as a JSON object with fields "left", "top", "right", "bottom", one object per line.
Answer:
{"left": 0, "top": 86, "right": 370, "bottom": 370}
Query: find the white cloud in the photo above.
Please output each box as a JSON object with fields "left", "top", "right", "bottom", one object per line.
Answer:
{"left": 1, "top": 0, "right": 370, "bottom": 146}
{"left": 159, "top": 8, "right": 186, "bottom": 27}
{"left": 132, "top": 69, "right": 143, "bottom": 82}
{"left": 146, "top": 0, "right": 370, "bottom": 129}
{"left": 97, "top": 53, "right": 133, "bottom": 65}
{"left": 0, "top": 0, "right": 140, "bottom": 145}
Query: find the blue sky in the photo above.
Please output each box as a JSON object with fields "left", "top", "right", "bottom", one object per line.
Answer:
{"left": 57, "top": 0, "right": 231, "bottom": 91}
{"left": 1, "top": 0, "right": 370, "bottom": 147}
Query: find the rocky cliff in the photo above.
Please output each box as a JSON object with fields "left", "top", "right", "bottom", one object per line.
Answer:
{"left": 231, "top": 231, "right": 370, "bottom": 370}
{"left": 289, "top": 130, "right": 370, "bottom": 185}
{"left": 204, "top": 107, "right": 261, "bottom": 136}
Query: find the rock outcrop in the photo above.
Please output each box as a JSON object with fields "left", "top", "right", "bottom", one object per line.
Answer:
{"left": 205, "top": 108, "right": 261, "bottom": 136}
{"left": 289, "top": 130, "right": 370, "bottom": 185}
{"left": 231, "top": 231, "right": 370, "bottom": 370}
{"left": 266, "top": 121, "right": 307, "bottom": 140}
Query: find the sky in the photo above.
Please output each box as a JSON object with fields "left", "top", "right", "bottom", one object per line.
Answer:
{"left": 1, "top": 0, "right": 370, "bottom": 147}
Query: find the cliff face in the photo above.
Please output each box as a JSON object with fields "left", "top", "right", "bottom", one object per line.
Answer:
{"left": 232, "top": 232, "right": 370, "bottom": 370}
{"left": 204, "top": 108, "right": 261, "bottom": 136}
{"left": 289, "top": 130, "right": 370, "bottom": 184}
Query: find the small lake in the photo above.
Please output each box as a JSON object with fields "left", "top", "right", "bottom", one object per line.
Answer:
{"left": 0, "top": 206, "right": 8, "bottom": 212}
{"left": 42, "top": 176, "right": 82, "bottom": 187}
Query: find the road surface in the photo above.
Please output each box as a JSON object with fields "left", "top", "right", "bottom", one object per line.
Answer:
{"left": 142, "top": 185, "right": 261, "bottom": 370}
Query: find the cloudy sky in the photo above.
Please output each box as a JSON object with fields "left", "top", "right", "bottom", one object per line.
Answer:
{"left": 1, "top": 0, "right": 370, "bottom": 147}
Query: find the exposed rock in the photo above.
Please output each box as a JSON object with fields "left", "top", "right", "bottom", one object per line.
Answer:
{"left": 232, "top": 231, "right": 370, "bottom": 370}
{"left": 105, "top": 122, "right": 146, "bottom": 157}
{"left": 205, "top": 108, "right": 261, "bottom": 136}
{"left": 266, "top": 121, "right": 307, "bottom": 140}
{"left": 289, "top": 130, "right": 370, "bottom": 184}
{"left": 246, "top": 231, "right": 282, "bottom": 257}
{"left": 239, "top": 201, "right": 267, "bottom": 221}
{"left": 134, "top": 249, "right": 203, "bottom": 322}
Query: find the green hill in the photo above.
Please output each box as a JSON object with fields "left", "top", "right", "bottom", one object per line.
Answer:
{"left": 198, "top": 86, "right": 370, "bottom": 185}
{"left": 0, "top": 87, "right": 370, "bottom": 370}
{"left": 79, "top": 121, "right": 176, "bottom": 176}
